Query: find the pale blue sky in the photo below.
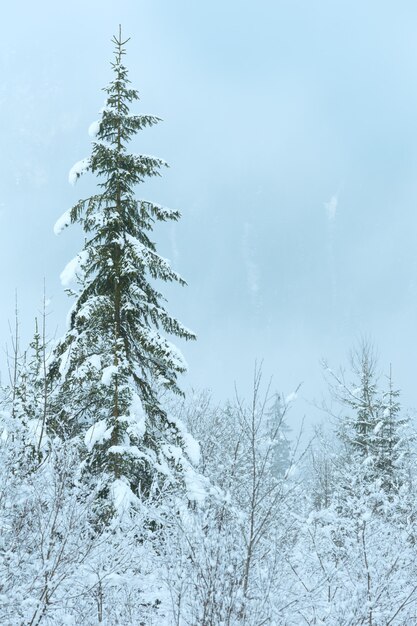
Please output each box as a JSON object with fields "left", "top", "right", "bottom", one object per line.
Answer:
{"left": 2, "top": 1, "right": 417, "bottom": 426}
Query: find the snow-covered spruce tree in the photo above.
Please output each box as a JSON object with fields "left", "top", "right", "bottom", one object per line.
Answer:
{"left": 338, "top": 343, "right": 380, "bottom": 461}
{"left": 376, "top": 365, "right": 412, "bottom": 494}
{"left": 51, "top": 29, "right": 196, "bottom": 513}
{"left": 324, "top": 342, "right": 410, "bottom": 500}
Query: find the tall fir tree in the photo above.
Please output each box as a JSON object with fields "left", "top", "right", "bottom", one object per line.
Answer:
{"left": 326, "top": 343, "right": 411, "bottom": 509}
{"left": 375, "top": 365, "right": 411, "bottom": 494}
{"left": 338, "top": 342, "right": 381, "bottom": 462}
{"left": 51, "top": 28, "right": 196, "bottom": 513}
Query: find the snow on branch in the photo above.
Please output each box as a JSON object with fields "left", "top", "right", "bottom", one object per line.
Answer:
{"left": 69, "top": 157, "right": 90, "bottom": 185}
{"left": 60, "top": 250, "right": 88, "bottom": 287}
{"left": 54, "top": 209, "right": 72, "bottom": 235}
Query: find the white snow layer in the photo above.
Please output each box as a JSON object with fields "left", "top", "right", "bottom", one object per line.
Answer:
{"left": 54, "top": 209, "right": 72, "bottom": 235}
{"left": 27, "top": 418, "right": 49, "bottom": 451}
{"left": 60, "top": 251, "right": 88, "bottom": 287}
{"left": 101, "top": 365, "right": 118, "bottom": 386}
{"left": 88, "top": 354, "right": 101, "bottom": 370}
{"left": 84, "top": 419, "right": 113, "bottom": 452}
{"left": 374, "top": 421, "right": 384, "bottom": 434}
{"left": 111, "top": 477, "right": 139, "bottom": 515}
{"left": 58, "top": 346, "right": 71, "bottom": 378}
{"left": 69, "top": 157, "right": 90, "bottom": 185}
{"left": 88, "top": 120, "right": 100, "bottom": 138}
{"left": 161, "top": 443, "right": 207, "bottom": 503}
{"left": 183, "top": 466, "right": 207, "bottom": 503}
{"left": 182, "top": 432, "right": 201, "bottom": 466}
{"left": 126, "top": 392, "right": 146, "bottom": 439}
{"left": 167, "top": 413, "right": 200, "bottom": 465}
{"left": 166, "top": 339, "right": 188, "bottom": 371}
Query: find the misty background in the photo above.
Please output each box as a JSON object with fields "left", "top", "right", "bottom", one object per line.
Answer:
{"left": 1, "top": 0, "right": 417, "bottom": 429}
